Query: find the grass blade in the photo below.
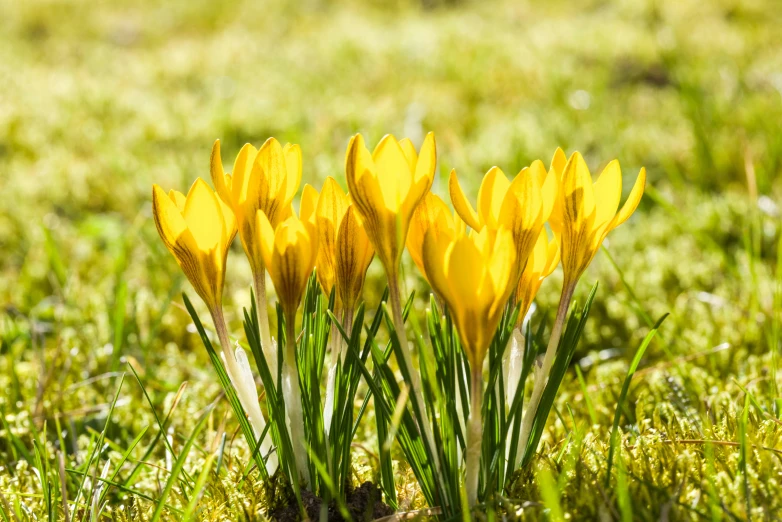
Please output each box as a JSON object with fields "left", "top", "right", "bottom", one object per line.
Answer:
{"left": 604, "top": 313, "right": 668, "bottom": 488}
{"left": 149, "top": 407, "right": 212, "bottom": 522}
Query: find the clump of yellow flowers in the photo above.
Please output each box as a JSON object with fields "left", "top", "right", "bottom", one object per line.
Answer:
{"left": 152, "top": 132, "right": 645, "bottom": 511}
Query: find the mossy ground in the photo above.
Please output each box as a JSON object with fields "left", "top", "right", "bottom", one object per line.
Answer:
{"left": 1, "top": 0, "right": 781, "bottom": 520}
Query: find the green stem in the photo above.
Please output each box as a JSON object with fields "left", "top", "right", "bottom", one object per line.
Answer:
{"left": 465, "top": 365, "right": 484, "bottom": 508}
{"left": 283, "top": 312, "right": 310, "bottom": 486}
{"left": 387, "top": 273, "right": 443, "bottom": 483}
{"left": 253, "top": 268, "right": 276, "bottom": 372}
{"left": 324, "top": 304, "right": 345, "bottom": 438}
{"left": 517, "top": 281, "right": 575, "bottom": 465}
{"left": 211, "top": 308, "right": 277, "bottom": 473}
{"left": 342, "top": 307, "right": 354, "bottom": 360}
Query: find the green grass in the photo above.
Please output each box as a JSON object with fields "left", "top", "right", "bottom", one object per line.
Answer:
{"left": 1, "top": 0, "right": 782, "bottom": 519}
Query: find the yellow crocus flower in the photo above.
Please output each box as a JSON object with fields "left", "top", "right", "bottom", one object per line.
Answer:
{"left": 256, "top": 206, "right": 318, "bottom": 485}
{"left": 210, "top": 138, "right": 301, "bottom": 277}
{"left": 406, "top": 191, "right": 463, "bottom": 284}
{"left": 334, "top": 207, "right": 374, "bottom": 316}
{"left": 421, "top": 225, "right": 516, "bottom": 508}
{"left": 312, "top": 177, "right": 350, "bottom": 302}
{"left": 299, "top": 177, "right": 375, "bottom": 314}
{"left": 548, "top": 149, "right": 646, "bottom": 288}
{"left": 314, "top": 179, "right": 374, "bottom": 439}
{"left": 515, "top": 229, "right": 560, "bottom": 326}
{"left": 517, "top": 148, "right": 646, "bottom": 464}
{"left": 423, "top": 226, "right": 516, "bottom": 368}
{"left": 152, "top": 178, "right": 236, "bottom": 313}
{"left": 345, "top": 133, "right": 436, "bottom": 275}
{"left": 256, "top": 209, "right": 318, "bottom": 322}
{"left": 345, "top": 132, "right": 440, "bottom": 476}
{"left": 449, "top": 162, "right": 557, "bottom": 283}
{"left": 211, "top": 138, "right": 302, "bottom": 354}
{"left": 152, "top": 178, "right": 277, "bottom": 475}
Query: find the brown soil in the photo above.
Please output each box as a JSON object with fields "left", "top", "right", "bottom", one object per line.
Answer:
{"left": 269, "top": 481, "right": 394, "bottom": 521}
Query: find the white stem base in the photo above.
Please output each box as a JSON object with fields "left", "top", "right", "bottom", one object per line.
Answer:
{"left": 465, "top": 368, "right": 484, "bottom": 508}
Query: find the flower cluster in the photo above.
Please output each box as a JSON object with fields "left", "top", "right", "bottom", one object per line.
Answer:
{"left": 151, "top": 132, "right": 645, "bottom": 509}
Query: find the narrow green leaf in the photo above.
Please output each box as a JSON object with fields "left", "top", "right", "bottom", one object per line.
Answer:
{"left": 605, "top": 313, "right": 668, "bottom": 487}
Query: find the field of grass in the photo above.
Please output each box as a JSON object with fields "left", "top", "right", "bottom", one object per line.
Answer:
{"left": 1, "top": 0, "right": 782, "bottom": 520}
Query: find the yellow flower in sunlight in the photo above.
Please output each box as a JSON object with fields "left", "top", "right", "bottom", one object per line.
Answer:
{"left": 548, "top": 149, "right": 646, "bottom": 287}
{"left": 210, "top": 138, "right": 302, "bottom": 276}
{"left": 406, "top": 191, "right": 464, "bottom": 284}
{"left": 422, "top": 226, "right": 516, "bottom": 367}
{"left": 312, "top": 178, "right": 350, "bottom": 299}
{"left": 312, "top": 177, "right": 374, "bottom": 311}
{"left": 335, "top": 206, "right": 375, "bottom": 314}
{"left": 449, "top": 161, "right": 557, "bottom": 280}
{"left": 515, "top": 229, "right": 560, "bottom": 326}
{"left": 299, "top": 183, "right": 319, "bottom": 224}
{"left": 257, "top": 208, "right": 318, "bottom": 320}
{"left": 345, "top": 133, "right": 436, "bottom": 276}
{"left": 152, "top": 179, "right": 237, "bottom": 313}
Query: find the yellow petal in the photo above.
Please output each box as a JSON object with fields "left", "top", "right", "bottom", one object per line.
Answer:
{"left": 300, "top": 183, "right": 319, "bottom": 225}
{"left": 533, "top": 159, "right": 558, "bottom": 222}
{"left": 501, "top": 167, "right": 543, "bottom": 229}
{"left": 302, "top": 216, "right": 319, "bottom": 272}
{"left": 283, "top": 143, "right": 303, "bottom": 204}
{"left": 316, "top": 177, "right": 349, "bottom": 227}
{"left": 528, "top": 228, "right": 550, "bottom": 274}
{"left": 543, "top": 233, "right": 560, "bottom": 277}
{"left": 398, "top": 138, "right": 418, "bottom": 173}
{"left": 335, "top": 205, "right": 374, "bottom": 310}
{"left": 217, "top": 196, "right": 237, "bottom": 247}
{"left": 401, "top": 133, "right": 437, "bottom": 221}
{"left": 592, "top": 159, "right": 622, "bottom": 229}
{"left": 561, "top": 152, "right": 596, "bottom": 228}
{"left": 314, "top": 178, "right": 349, "bottom": 295}
{"left": 210, "top": 140, "right": 231, "bottom": 204}
{"left": 256, "top": 210, "right": 276, "bottom": 270}
{"left": 487, "top": 228, "right": 516, "bottom": 315}
{"left": 230, "top": 143, "right": 258, "bottom": 204}
{"left": 406, "top": 192, "right": 452, "bottom": 280}
{"left": 422, "top": 227, "right": 454, "bottom": 306}
{"left": 550, "top": 147, "right": 567, "bottom": 176}
{"left": 445, "top": 236, "right": 483, "bottom": 309}
{"left": 250, "top": 138, "right": 288, "bottom": 224}
{"left": 153, "top": 183, "right": 218, "bottom": 310}
{"left": 611, "top": 167, "right": 646, "bottom": 228}
{"left": 168, "top": 190, "right": 187, "bottom": 211}
{"left": 448, "top": 169, "right": 481, "bottom": 230}
{"left": 413, "top": 132, "right": 437, "bottom": 186}
{"left": 346, "top": 134, "right": 400, "bottom": 268}
{"left": 269, "top": 216, "right": 316, "bottom": 318}
{"left": 153, "top": 184, "right": 189, "bottom": 255}
{"left": 345, "top": 134, "right": 376, "bottom": 210}
{"left": 514, "top": 228, "right": 556, "bottom": 325}
{"left": 477, "top": 166, "right": 510, "bottom": 229}
{"left": 183, "top": 178, "right": 224, "bottom": 253}
{"left": 372, "top": 135, "right": 409, "bottom": 211}
{"left": 498, "top": 168, "right": 543, "bottom": 274}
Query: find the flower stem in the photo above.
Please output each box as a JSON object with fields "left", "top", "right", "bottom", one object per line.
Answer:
{"left": 283, "top": 311, "right": 310, "bottom": 485}
{"left": 465, "top": 365, "right": 484, "bottom": 508}
{"left": 516, "top": 282, "right": 575, "bottom": 465}
{"left": 211, "top": 308, "right": 277, "bottom": 474}
{"left": 342, "top": 307, "right": 354, "bottom": 352}
{"left": 387, "top": 273, "right": 443, "bottom": 482}
{"left": 323, "top": 304, "right": 345, "bottom": 438}
{"left": 253, "top": 268, "right": 276, "bottom": 373}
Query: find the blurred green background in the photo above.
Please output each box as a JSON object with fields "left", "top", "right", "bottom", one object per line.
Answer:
{"left": 1, "top": 0, "right": 781, "bottom": 519}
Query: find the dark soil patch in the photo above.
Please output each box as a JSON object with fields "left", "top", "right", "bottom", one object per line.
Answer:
{"left": 269, "top": 482, "right": 394, "bottom": 521}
